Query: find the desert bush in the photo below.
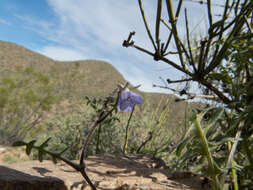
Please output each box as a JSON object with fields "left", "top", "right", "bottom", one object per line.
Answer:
{"left": 0, "top": 66, "right": 57, "bottom": 144}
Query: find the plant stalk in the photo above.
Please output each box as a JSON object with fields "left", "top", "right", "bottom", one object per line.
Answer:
{"left": 195, "top": 116, "right": 222, "bottom": 190}
{"left": 123, "top": 106, "right": 135, "bottom": 154}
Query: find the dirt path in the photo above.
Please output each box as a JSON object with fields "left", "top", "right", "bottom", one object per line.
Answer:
{"left": 0, "top": 152, "right": 210, "bottom": 190}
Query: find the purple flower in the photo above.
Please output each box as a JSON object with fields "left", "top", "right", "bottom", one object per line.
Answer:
{"left": 84, "top": 129, "right": 89, "bottom": 136}
{"left": 118, "top": 88, "right": 142, "bottom": 112}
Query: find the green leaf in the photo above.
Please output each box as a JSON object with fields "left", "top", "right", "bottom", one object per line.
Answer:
{"left": 196, "top": 107, "right": 214, "bottom": 122}
{"left": 231, "top": 43, "right": 240, "bottom": 49}
{"left": 26, "top": 140, "right": 36, "bottom": 155}
{"left": 205, "top": 108, "right": 224, "bottom": 129}
{"left": 176, "top": 121, "right": 197, "bottom": 156}
{"left": 213, "top": 161, "right": 223, "bottom": 175}
{"left": 176, "top": 137, "right": 190, "bottom": 156}
{"left": 58, "top": 147, "right": 69, "bottom": 155}
{"left": 39, "top": 137, "right": 51, "bottom": 148}
{"left": 38, "top": 149, "right": 43, "bottom": 162}
{"left": 13, "top": 141, "right": 26, "bottom": 147}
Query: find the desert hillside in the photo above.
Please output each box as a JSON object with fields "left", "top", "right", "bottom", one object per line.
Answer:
{"left": 0, "top": 40, "right": 198, "bottom": 134}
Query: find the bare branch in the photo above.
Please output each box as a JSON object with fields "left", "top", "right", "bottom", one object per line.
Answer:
{"left": 207, "top": 0, "right": 213, "bottom": 27}
{"left": 153, "top": 84, "right": 220, "bottom": 102}
{"left": 133, "top": 44, "right": 155, "bottom": 57}
{"left": 167, "top": 78, "right": 193, "bottom": 84}
{"left": 234, "top": 0, "right": 241, "bottom": 16}
{"left": 184, "top": 8, "right": 196, "bottom": 72}
{"left": 166, "top": 0, "right": 185, "bottom": 68}
{"left": 137, "top": 0, "right": 157, "bottom": 51}
{"left": 160, "top": 18, "right": 172, "bottom": 31}
{"left": 160, "top": 56, "right": 193, "bottom": 76}
{"left": 199, "top": 79, "right": 232, "bottom": 105}
{"left": 155, "top": 0, "right": 163, "bottom": 56}
{"left": 163, "top": 0, "right": 183, "bottom": 53}
{"left": 122, "top": 31, "right": 135, "bottom": 47}
{"left": 197, "top": 38, "right": 208, "bottom": 75}
{"left": 244, "top": 15, "right": 253, "bottom": 33}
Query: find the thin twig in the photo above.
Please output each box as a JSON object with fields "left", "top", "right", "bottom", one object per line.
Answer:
{"left": 184, "top": 8, "right": 196, "bottom": 72}
{"left": 160, "top": 18, "right": 172, "bottom": 31}
{"left": 136, "top": 132, "right": 153, "bottom": 153}
{"left": 133, "top": 44, "right": 155, "bottom": 57}
{"left": 167, "top": 78, "right": 193, "bottom": 84}
{"left": 122, "top": 31, "right": 135, "bottom": 47}
{"left": 244, "top": 15, "right": 253, "bottom": 33}
{"left": 137, "top": 0, "right": 157, "bottom": 51}
{"left": 212, "top": 0, "right": 231, "bottom": 60}
{"left": 234, "top": 0, "right": 241, "bottom": 16}
{"left": 163, "top": 0, "right": 183, "bottom": 54}
{"left": 199, "top": 79, "right": 232, "bottom": 104}
{"left": 166, "top": 0, "right": 185, "bottom": 69}
{"left": 197, "top": 38, "right": 208, "bottom": 75}
{"left": 207, "top": 0, "right": 213, "bottom": 27}
{"left": 160, "top": 56, "right": 192, "bottom": 76}
{"left": 153, "top": 83, "right": 220, "bottom": 101}
{"left": 155, "top": 0, "right": 162, "bottom": 57}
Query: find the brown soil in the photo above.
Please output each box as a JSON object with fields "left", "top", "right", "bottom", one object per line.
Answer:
{"left": 0, "top": 147, "right": 210, "bottom": 190}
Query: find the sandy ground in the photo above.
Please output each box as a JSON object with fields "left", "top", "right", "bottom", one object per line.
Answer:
{"left": 0, "top": 148, "right": 210, "bottom": 190}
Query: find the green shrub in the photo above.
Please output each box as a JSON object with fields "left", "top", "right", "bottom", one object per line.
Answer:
{"left": 0, "top": 66, "right": 57, "bottom": 144}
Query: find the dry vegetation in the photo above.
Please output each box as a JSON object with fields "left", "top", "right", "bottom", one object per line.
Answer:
{"left": 0, "top": 40, "right": 201, "bottom": 140}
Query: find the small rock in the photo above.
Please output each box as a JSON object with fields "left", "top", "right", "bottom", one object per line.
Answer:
{"left": 0, "top": 147, "right": 6, "bottom": 153}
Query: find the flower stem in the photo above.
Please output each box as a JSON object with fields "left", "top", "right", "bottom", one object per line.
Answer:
{"left": 123, "top": 106, "right": 135, "bottom": 154}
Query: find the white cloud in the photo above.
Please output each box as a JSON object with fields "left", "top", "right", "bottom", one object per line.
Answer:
{"left": 0, "top": 18, "right": 11, "bottom": 25}
{"left": 38, "top": 46, "right": 86, "bottom": 61}
{"left": 14, "top": 0, "right": 226, "bottom": 93}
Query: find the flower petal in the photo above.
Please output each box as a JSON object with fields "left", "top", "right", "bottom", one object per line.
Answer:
{"left": 119, "top": 89, "right": 130, "bottom": 100}
{"left": 128, "top": 91, "right": 142, "bottom": 104}
{"left": 117, "top": 89, "right": 142, "bottom": 112}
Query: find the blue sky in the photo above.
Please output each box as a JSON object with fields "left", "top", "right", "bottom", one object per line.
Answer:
{"left": 0, "top": 0, "right": 224, "bottom": 93}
